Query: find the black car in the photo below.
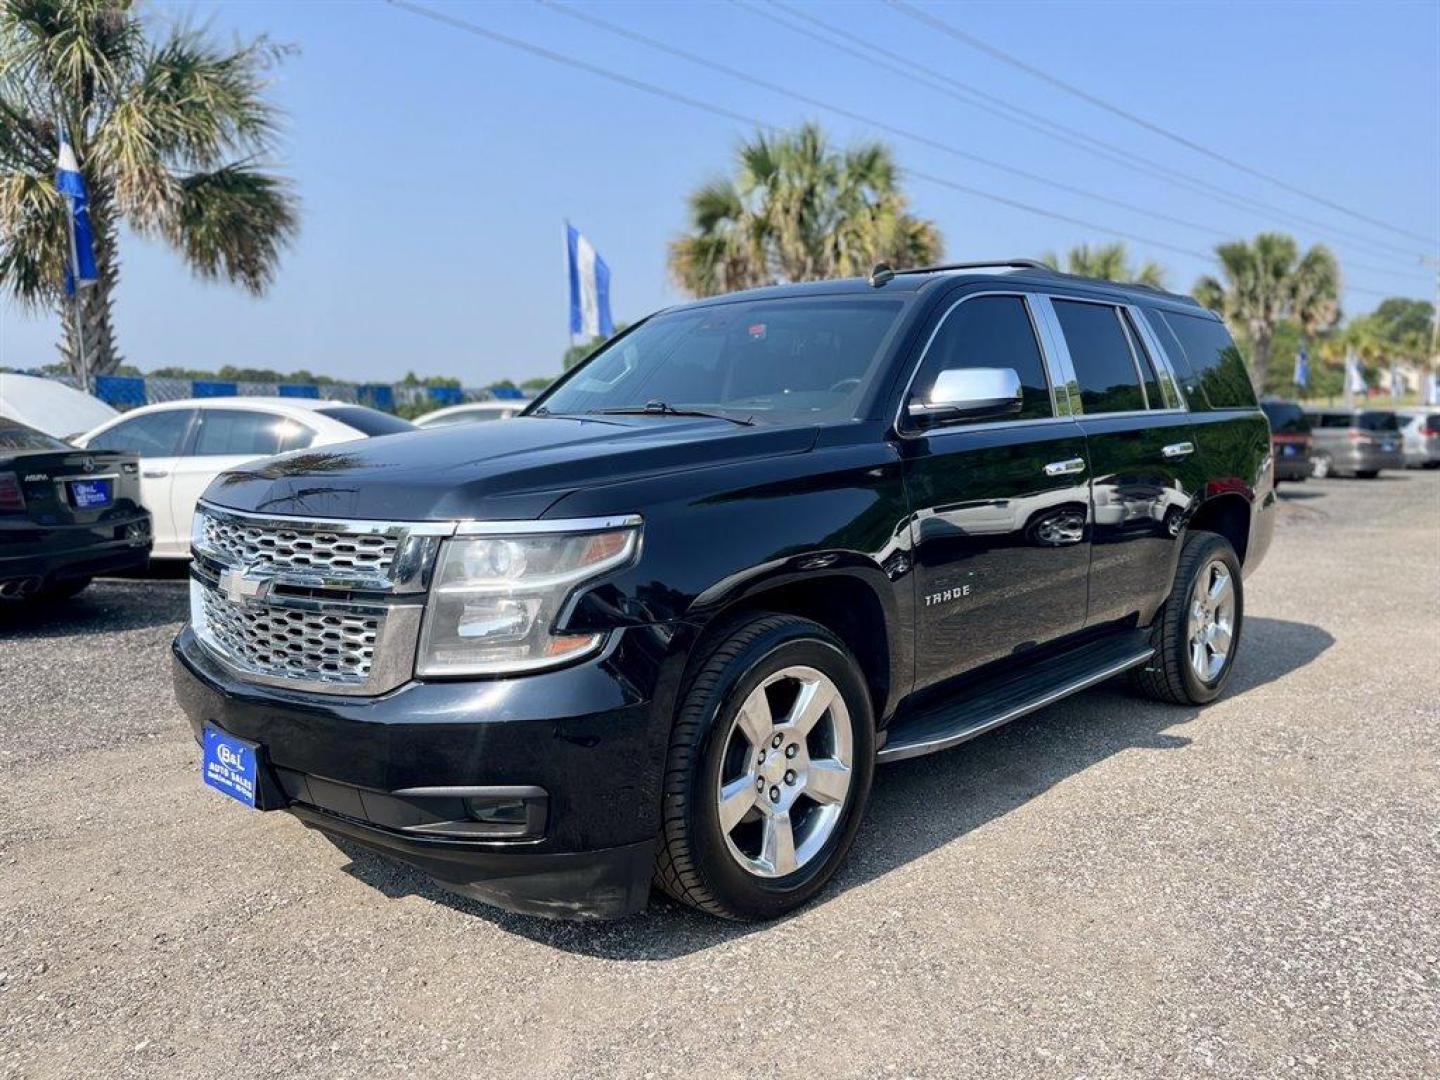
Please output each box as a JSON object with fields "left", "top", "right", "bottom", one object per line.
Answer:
{"left": 1259, "top": 399, "right": 1313, "bottom": 482}
{"left": 172, "top": 261, "right": 1274, "bottom": 921}
{"left": 0, "top": 417, "right": 151, "bottom": 603}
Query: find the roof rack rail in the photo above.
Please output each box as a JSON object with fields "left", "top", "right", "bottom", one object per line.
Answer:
{"left": 894, "top": 259, "right": 1054, "bottom": 275}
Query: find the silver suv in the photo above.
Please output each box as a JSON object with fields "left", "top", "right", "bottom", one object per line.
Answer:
{"left": 1304, "top": 408, "right": 1403, "bottom": 478}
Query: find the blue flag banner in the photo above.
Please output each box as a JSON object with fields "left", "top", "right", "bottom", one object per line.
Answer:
{"left": 278, "top": 383, "right": 320, "bottom": 399}
{"left": 94, "top": 375, "right": 146, "bottom": 408}
{"left": 357, "top": 383, "right": 395, "bottom": 411}
{"left": 1344, "top": 350, "right": 1367, "bottom": 395}
{"left": 191, "top": 380, "right": 238, "bottom": 398}
{"left": 566, "top": 223, "right": 613, "bottom": 339}
{"left": 427, "top": 385, "right": 464, "bottom": 406}
{"left": 1292, "top": 345, "right": 1309, "bottom": 388}
{"left": 490, "top": 384, "right": 526, "bottom": 400}
{"left": 54, "top": 130, "right": 98, "bottom": 295}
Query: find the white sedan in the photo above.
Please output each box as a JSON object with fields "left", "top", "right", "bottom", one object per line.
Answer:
{"left": 413, "top": 399, "right": 533, "bottom": 428}
{"left": 75, "top": 398, "right": 414, "bottom": 558}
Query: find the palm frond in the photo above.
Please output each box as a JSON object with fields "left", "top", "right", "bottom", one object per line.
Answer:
{"left": 166, "top": 164, "right": 297, "bottom": 293}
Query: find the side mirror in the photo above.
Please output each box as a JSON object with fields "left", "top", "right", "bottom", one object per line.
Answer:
{"left": 908, "top": 367, "right": 1023, "bottom": 424}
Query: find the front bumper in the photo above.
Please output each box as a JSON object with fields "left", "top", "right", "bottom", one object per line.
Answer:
{"left": 172, "top": 623, "right": 680, "bottom": 918}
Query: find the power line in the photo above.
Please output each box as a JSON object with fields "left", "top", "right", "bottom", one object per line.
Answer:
{"left": 888, "top": 0, "right": 1439, "bottom": 250}
{"left": 385, "top": 0, "right": 1414, "bottom": 302}
{"left": 749, "top": 0, "right": 1431, "bottom": 271}
{"left": 538, "top": 0, "right": 1241, "bottom": 246}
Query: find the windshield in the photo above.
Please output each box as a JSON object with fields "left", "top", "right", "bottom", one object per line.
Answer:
{"left": 0, "top": 418, "right": 71, "bottom": 452}
{"left": 1260, "top": 401, "right": 1309, "bottom": 433}
{"left": 314, "top": 406, "right": 416, "bottom": 436}
{"left": 1356, "top": 411, "right": 1399, "bottom": 432}
{"left": 537, "top": 298, "right": 906, "bottom": 423}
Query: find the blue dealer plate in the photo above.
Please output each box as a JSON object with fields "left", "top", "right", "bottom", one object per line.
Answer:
{"left": 68, "top": 478, "right": 112, "bottom": 509}
{"left": 202, "top": 726, "right": 258, "bottom": 808}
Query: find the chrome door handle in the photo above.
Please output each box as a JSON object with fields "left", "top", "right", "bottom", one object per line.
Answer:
{"left": 1162, "top": 441, "right": 1195, "bottom": 459}
{"left": 1044, "top": 457, "right": 1086, "bottom": 477}
{"left": 142, "top": 470, "right": 169, "bottom": 479}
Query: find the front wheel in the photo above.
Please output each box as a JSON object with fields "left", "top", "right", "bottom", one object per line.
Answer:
{"left": 655, "top": 614, "right": 875, "bottom": 921}
{"left": 1133, "top": 531, "right": 1244, "bottom": 706}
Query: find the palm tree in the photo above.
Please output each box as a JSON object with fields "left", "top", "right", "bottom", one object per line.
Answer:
{"left": 668, "top": 123, "right": 941, "bottom": 298}
{"left": 1192, "top": 233, "right": 1340, "bottom": 395}
{"left": 0, "top": 1, "right": 298, "bottom": 379}
{"left": 1041, "top": 242, "right": 1167, "bottom": 288}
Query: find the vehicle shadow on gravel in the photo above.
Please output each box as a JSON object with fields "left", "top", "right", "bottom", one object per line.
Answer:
{"left": 336, "top": 615, "right": 1334, "bottom": 960}
{"left": 0, "top": 577, "right": 189, "bottom": 639}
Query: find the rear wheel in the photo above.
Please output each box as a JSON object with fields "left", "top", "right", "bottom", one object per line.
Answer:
{"left": 655, "top": 614, "right": 875, "bottom": 921}
{"left": 40, "top": 577, "right": 92, "bottom": 601}
{"left": 1354, "top": 469, "right": 1379, "bottom": 479}
{"left": 1133, "top": 531, "right": 1243, "bottom": 706}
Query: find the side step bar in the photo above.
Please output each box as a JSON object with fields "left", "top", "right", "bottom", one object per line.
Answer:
{"left": 878, "top": 632, "right": 1155, "bottom": 763}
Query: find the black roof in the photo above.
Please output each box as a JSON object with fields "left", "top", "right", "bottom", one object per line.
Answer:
{"left": 676, "top": 263, "right": 1209, "bottom": 317}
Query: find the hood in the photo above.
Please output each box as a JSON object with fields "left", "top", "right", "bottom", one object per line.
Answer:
{"left": 203, "top": 415, "right": 818, "bottom": 521}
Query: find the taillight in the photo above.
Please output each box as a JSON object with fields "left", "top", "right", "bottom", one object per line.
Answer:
{"left": 1422, "top": 427, "right": 1440, "bottom": 438}
{"left": 0, "top": 472, "right": 24, "bottom": 513}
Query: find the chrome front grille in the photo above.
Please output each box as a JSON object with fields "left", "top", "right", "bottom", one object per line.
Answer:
{"left": 189, "top": 504, "right": 448, "bottom": 695}
{"left": 201, "top": 515, "right": 400, "bottom": 579}
{"left": 198, "top": 587, "right": 378, "bottom": 685}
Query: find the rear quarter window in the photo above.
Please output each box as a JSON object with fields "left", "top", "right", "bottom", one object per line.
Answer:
{"left": 314, "top": 407, "right": 416, "bottom": 436}
{"left": 1153, "top": 310, "right": 1257, "bottom": 410}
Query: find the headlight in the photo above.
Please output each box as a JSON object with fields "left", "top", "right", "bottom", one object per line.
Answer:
{"left": 416, "top": 519, "right": 641, "bottom": 677}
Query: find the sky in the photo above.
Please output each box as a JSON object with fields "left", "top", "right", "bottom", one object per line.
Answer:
{"left": 2, "top": 0, "right": 1436, "bottom": 386}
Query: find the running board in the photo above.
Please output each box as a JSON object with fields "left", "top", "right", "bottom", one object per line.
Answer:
{"left": 878, "top": 632, "right": 1155, "bottom": 763}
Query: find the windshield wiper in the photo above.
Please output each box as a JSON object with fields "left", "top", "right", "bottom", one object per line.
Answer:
{"left": 595, "top": 400, "right": 755, "bottom": 426}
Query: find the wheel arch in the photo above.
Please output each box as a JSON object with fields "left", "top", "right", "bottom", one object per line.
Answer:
{"left": 685, "top": 567, "right": 901, "bottom": 727}
{"left": 1187, "top": 491, "right": 1251, "bottom": 565}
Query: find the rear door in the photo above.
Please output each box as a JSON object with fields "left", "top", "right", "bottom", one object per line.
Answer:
{"left": 169, "top": 409, "right": 314, "bottom": 553}
{"left": 83, "top": 408, "right": 197, "bottom": 555}
{"left": 899, "top": 289, "right": 1091, "bottom": 691}
{"left": 1038, "top": 295, "right": 1201, "bottom": 629}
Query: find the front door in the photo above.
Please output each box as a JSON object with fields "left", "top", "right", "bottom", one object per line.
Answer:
{"left": 899, "top": 291, "right": 1091, "bottom": 693}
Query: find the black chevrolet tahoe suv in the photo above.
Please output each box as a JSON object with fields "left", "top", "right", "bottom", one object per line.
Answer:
{"left": 173, "top": 260, "right": 1274, "bottom": 921}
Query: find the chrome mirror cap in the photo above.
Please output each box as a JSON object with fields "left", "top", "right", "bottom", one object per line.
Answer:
{"left": 908, "top": 367, "right": 1024, "bottom": 422}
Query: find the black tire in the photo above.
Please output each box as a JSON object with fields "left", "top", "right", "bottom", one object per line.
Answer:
{"left": 655, "top": 613, "right": 876, "bottom": 921}
{"left": 1354, "top": 469, "right": 1379, "bottom": 479}
{"left": 1132, "top": 531, "right": 1244, "bottom": 706}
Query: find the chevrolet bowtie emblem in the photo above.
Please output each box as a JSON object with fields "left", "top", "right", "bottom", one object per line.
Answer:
{"left": 219, "top": 568, "right": 272, "bottom": 604}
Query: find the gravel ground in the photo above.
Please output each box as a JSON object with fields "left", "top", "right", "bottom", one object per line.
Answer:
{"left": 1, "top": 474, "right": 1436, "bottom": 1079}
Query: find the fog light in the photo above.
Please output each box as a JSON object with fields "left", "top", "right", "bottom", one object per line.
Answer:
{"left": 466, "top": 796, "right": 528, "bottom": 825}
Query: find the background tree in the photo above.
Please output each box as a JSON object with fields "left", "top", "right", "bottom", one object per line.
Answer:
{"left": 563, "top": 322, "right": 628, "bottom": 371}
{"left": 1041, "top": 242, "right": 1167, "bottom": 288}
{"left": 0, "top": 0, "right": 298, "bottom": 380}
{"left": 668, "top": 123, "right": 941, "bottom": 298}
{"left": 1192, "top": 233, "right": 1340, "bottom": 395}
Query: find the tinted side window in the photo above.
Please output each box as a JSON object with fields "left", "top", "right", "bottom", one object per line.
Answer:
{"left": 911, "top": 295, "right": 1053, "bottom": 421}
{"left": 314, "top": 406, "right": 415, "bottom": 436}
{"left": 1158, "top": 311, "right": 1256, "bottom": 409}
{"left": 87, "top": 409, "right": 194, "bottom": 456}
{"left": 192, "top": 410, "right": 311, "bottom": 457}
{"left": 1052, "top": 300, "right": 1145, "bottom": 413}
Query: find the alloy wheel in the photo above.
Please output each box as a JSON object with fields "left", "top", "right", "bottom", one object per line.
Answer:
{"left": 1187, "top": 559, "right": 1236, "bottom": 683}
{"left": 715, "top": 665, "right": 853, "bottom": 879}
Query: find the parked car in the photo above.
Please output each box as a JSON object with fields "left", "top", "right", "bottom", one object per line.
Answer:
{"left": 74, "top": 398, "right": 414, "bottom": 558}
{"left": 0, "top": 417, "right": 150, "bottom": 603}
{"left": 1397, "top": 410, "right": 1440, "bottom": 468}
{"left": 1303, "top": 407, "right": 1404, "bottom": 478}
{"left": 413, "top": 400, "right": 533, "bottom": 428}
{"left": 0, "top": 372, "right": 118, "bottom": 440}
{"left": 172, "top": 261, "right": 1273, "bottom": 921}
{"left": 1259, "top": 399, "right": 1313, "bottom": 482}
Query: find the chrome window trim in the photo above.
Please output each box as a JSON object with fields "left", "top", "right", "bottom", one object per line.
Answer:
{"left": 892, "top": 290, "right": 1073, "bottom": 439}
{"left": 1124, "top": 304, "right": 1190, "bottom": 411}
